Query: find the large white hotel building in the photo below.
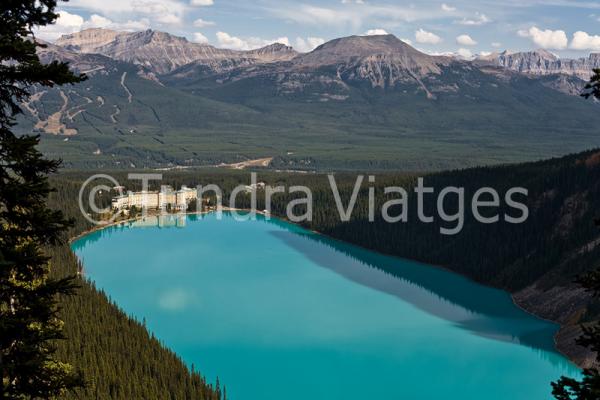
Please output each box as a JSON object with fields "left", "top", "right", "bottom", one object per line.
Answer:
{"left": 112, "top": 186, "right": 198, "bottom": 212}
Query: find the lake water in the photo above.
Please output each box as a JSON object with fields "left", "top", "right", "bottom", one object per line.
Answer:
{"left": 72, "top": 212, "right": 581, "bottom": 400}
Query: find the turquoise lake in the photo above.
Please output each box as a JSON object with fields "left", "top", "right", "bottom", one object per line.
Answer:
{"left": 72, "top": 212, "right": 581, "bottom": 400}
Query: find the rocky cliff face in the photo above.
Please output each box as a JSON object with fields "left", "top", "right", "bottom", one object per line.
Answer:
{"left": 54, "top": 29, "right": 598, "bottom": 97}
{"left": 180, "top": 34, "right": 459, "bottom": 98}
{"left": 292, "top": 35, "right": 451, "bottom": 90}
{"left": 37, "top": 39, "right": 118, "bottom": 76}
{"left": 246, "top": 43, "right": 298, "bottom": 62}
{"left": 56, "top": 29, "right": 239, "bottom": 74}
{"left": 294, "top": 35, "right": 447, "bottom": 71}
{"left": 56, "top": 28, "right": 299, "bottom": 75}
{"left": 478, "top": 50, "right": 600, "bottom": 80}
{"left": 55, "top": 28, "right": 121, "bottom": 53}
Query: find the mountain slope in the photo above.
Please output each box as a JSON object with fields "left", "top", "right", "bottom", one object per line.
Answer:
{"left": 21, "top": 32, "right": 600, "bottom": 170}
{"left": 163, "top": 35, "right": 600, "bottom": 168}
{"left": 294, "top": 34, "right": 448, "bottom": 73}
{"left": 21, "top": 43, "right": 294, "bottom": 168}
{"left": 56, "top": 28, "right": 298, "bottom": 74}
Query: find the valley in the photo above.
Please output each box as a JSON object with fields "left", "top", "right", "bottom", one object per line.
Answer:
{"left": 19, "top": 29, "right": 600, "bottom": 171}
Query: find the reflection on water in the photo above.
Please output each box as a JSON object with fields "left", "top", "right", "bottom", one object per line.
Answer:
{"left": 80, "top": 212, "right": 560, "bottom": 355}
{"left": 131, "top": 214, "right": 188, "bottom": 228}
{"left": 76, "top": 214, "right": 189, "bottom": 248}
{"left": 268, "top": 228, "right": 559, "bottom": 355}
{"left": 72, "top": 212, "right": 580, "bottom": 400}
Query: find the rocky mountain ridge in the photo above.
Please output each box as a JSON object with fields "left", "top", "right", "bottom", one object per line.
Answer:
{"left": 163, "top": 34, "right": 465, "bottom": 99}
{"left": 56, "top": 28, "right": 299, "bottom": 74}
{"left": 51, "top": 29, "right": 600, "bottom": 97}
{"left": 477, "top": 49, "right": 600, "bottom": 80}
{"left": 25, "top": 29, "right": 600, "bottom": 174}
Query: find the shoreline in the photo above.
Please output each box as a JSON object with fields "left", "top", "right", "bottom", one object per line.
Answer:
{"left": 69, "top": 208, "right": 585, "bottom": 369}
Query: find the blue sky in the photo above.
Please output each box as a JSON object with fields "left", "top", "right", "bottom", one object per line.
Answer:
{"left": 39, "top": 0, "right": 600, "bottom": 58}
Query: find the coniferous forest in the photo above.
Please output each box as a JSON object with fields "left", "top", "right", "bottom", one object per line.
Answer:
{"left": 47, "top": 245, "right": 223, "bottom": 400}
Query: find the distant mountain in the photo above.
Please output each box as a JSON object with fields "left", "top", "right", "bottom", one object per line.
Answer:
{"left": 56, "top": 28, "right": 298, "bottom": 74}
{"left": 292, "top": 35, "right": 451, "bottom": 93}
{"left": 245, "top": 43, "right": 298, "bottom": 62}
{"left": 21, "top": 31, "right": 600, "bottom": 170}
{"left": 167, "top": 43, "right": 298, "bottom": 80}
{"left": 294, "top": 34, "right": 446, "bottom": 69}
{"left": 165, "top": 34, "right": 459, "bottom": 99}
{"left": 477, "top": 49, "right": 600, "bottom": 80}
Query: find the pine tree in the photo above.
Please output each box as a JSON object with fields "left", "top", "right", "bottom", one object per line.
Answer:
{"left": 582, "top": 69, "right": 600, "bottom": 101}
{"left": 551, "top": 269, "right": 600, "bottom": 399}
{"left": 0, "top": 0, "right": 85, "bottom": 398}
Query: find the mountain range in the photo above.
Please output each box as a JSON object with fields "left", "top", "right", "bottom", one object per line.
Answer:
{"left": 20, "top": 28, "right": 600, "bottom": 170}
{"left": 477, "top": 49, "right": 600, "bottom": 80}
{"left": 55, "top": 29, "right": 298, "bottom": 74}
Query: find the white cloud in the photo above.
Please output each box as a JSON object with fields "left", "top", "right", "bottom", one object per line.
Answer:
{"left": 57, "top": 11, "right": 85, "bottom": 28}
{"left": 192, "top": 32, "right": 209, "bottom": 44}
{"left": 155, "top": 13, "right": 181, "bottom": 25}
{"left": 190, "top": 0, "right": 213, "bottom": 5}
{"left": 518, "top": 26, "right": 568, "bottom": 50}
{"left": 35, "top": 10, "right": 152, "bottom": 40}
{"left": 36, "top": 11, "right": 84, "bottom": 40}
{"left": 295, "top": 37, "right": 325, "bottom": 52}
{"left": 441, "top": 3, "right": 456, "bottom": 12}
{"left": 116, "top": 19, "right": 151, "bottom": 30}
{"left": 83, "top": 14, "right": 112, "bottom": 28}
{"left": 64, "top": 0, "right": 186, "bottom": 26}
{"left": 457, "top": 48, "right": 474, "bottom": 59}
{"left": 281, "top": 5, "right": 362, "bottom": 27}
{"left": 419, "top": 49, "right": 455, "bottom": 56}
{"left": 479, "top": 51, "right": 492, "bottom": 56}
{"left": 269, "top": 3, "right": 449, "bottom": 29}
{"left": 36, "top": 11, "right": 148, "bottom": 40}
{"left": 492, "top": 42, "right": 502, "bottom": 48}
{"left": 363, "top": 29, "right": 389, "bottom": 36}
{"left": 193, "top": 18, "right": 215, "bottom": 28}
{"left": 216, "top": 31, "right": 245, "bottom": 49}
{"left": 401, "top": 38, "right": 413, "bottom": 45}
{"left": 456, "top": 34, "right": 477, "bottom": 46}
{"left": 415, "top": 28, "right": 442, "bottom": 44}
{"left": 216, "top": 31, "right": 290, "bottom": 51}
{"left": 570, "top": 31, "right": 600, "bottom": 50}
{"left": 456, "top": 13, "right": 491, "bottom": 26}
{"left": 341, "top": 0, "right": 365, "bottom": 3}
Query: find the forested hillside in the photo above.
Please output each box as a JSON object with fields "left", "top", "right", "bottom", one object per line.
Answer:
{"left": 47, "top": 187, "right": 224, "bottom": 399}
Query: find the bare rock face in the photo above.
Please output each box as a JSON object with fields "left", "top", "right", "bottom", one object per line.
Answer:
{"left": 513, "top": 284, "right": 596, "bottom": 368}
{"left": 246, "top": 43, "right": 298, "bottom": 63}
{"left": 57, "top": 28, "right": 238, "bottom": 74}
{"left": 295, "top": 35, "right": 447, "bottom": 70}
{"left": 289, "top": 35, "right": 454, "bottom": 92}
{"left": 51, "top": 28, "right": 599, "bottom": 99}
{"left": 56, "top": 28, "right": 120, "bottom": 53}
{"left": 36, "top": 39, "right": 116, "bottom": 76}
{"left": 294, "top": 35, "right": 450, "bottom": 83}
{"left": 202, "top": 34, "right": 456, "bottom": 95}
{"left": 56, "top": 28, "right": 299, "bottom": 75}
{"left": 478, "top": 49, "right": 600, "bottom": 80}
